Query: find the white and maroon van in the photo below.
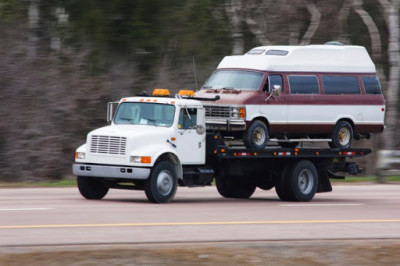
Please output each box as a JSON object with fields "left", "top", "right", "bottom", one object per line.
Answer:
{"left": 195, "top": 42, "right": 385, "bottom": 149}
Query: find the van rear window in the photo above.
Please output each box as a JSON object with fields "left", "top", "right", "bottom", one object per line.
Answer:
{"left": 322, "top": 76, "right": 360, "bottom": 94}
{"left": 362, "top": 76, "right": 382, "bottom": 94}
{"left": 288, "top": 75, "right": 319, "bottom": 94}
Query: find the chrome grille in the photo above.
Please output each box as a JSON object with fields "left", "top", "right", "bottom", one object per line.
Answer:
{"left": 90, "top": 135, "right": 126, "bottom": 155}
{"left": 204, "top": 105, "right": 230, "bottom": 118}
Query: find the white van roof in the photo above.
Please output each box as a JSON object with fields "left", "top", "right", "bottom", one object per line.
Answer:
{"left": 217, "top": 44, "right": 376, "bottom": 73}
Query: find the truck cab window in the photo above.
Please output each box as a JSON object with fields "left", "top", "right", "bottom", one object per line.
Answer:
{"left": 178, "top": 108, "right": 197, "bottom": 129}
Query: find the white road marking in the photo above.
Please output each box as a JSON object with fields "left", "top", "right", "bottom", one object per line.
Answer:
{"left": 0, "top": 208, "right": 52, "bottom": 211}
{"left": 281, "top": 203, "right": 363, "bottom": 207}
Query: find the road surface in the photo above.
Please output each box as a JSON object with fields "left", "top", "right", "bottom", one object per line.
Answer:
{"left": 1, "top": 183, "right": 399, "bottom": 247}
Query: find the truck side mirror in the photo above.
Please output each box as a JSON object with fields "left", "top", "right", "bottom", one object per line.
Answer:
{"left": 196, "top": 125, "right": 206, "bottom": 135}
{"left": 107, "top": 102, "right": 119, "bottom": 122}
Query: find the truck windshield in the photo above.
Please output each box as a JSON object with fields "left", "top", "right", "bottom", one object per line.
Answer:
{"left": 114, "top": 102, "right": 175, "bottom": 127}
{"left": 202, "top": 70, "right": 263, "bottom": 91}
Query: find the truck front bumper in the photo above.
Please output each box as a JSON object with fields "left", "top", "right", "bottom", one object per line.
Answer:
{"left": 73, "top": 163, "right": 151, "bottom": 180}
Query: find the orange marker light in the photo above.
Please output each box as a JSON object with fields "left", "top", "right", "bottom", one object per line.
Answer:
{"left": 239, "top": 107, "right": 246, "bottom": 118}
{"left": 152, "top": 88, "right": 171, "bottom": 96}
{"left": 178, "top": 90, "right": 195, "bottom": 97}
{"left": 141, "top": 157, "right": 151, "bottom": 164}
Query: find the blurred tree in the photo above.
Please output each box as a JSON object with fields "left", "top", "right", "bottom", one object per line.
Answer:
{"left": 0, "top": 0, "right": 398, "bottom": 181}
{"left": 378, "top": 0, "right": 400, "bottom": 150}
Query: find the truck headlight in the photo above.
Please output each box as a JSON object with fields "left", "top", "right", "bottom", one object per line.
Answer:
{"left": 131, "top": 156, "right": 152, "bottom": 164}
{"left": 75, "top": 152, "right": 85, "bottom": 160}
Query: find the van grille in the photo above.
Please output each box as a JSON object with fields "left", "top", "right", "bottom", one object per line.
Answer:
{"left": 90, "top": 135, "right": 126, "bottom": 155}
{"left": 205, "top": 105, "right": 230, "bottom": 118}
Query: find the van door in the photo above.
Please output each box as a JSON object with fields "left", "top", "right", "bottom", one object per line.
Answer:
{"left": 261, "top": 74, "right": 287, "bottom": 134}
{"left": 175, "top": 107, "right": 206, "bottom": 165}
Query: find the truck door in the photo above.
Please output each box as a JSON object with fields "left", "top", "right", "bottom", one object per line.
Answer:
{"left": 176, "top": 107, "right": 206, "bottom": 165}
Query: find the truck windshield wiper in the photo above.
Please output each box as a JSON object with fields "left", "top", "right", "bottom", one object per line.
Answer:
{"left": 202, "top": 86, "right": 213, "bottom": 89}
{"left": 119, "top": 118, "right": 134, "bottom": 123}
{"left": 147, "top": 118, "right": 158, "bottom": 126}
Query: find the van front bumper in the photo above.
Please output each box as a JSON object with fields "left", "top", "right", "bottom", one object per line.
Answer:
{"left": 73, "top": 163, "right": 151, "bottom": 180}
{"left": 205, "top": 118, "right": 246, "bottom": 131}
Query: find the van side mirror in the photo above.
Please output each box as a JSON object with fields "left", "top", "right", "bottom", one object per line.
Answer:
{"left": 266, "top": 85, "right": 282, "bottom": 102}
{"left": 272, "top": 85, "right": 282, "bottom": 96}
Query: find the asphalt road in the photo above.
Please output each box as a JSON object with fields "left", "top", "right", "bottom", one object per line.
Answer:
{"left": 1, "top": 184, "right": 400, "bottom": 247}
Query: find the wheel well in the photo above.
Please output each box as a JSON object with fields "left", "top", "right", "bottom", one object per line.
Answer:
{"left": 154, "top": 153, "right": 183, "bottom": 180}
{"left": 252, "top": 117, "right": 269, "bottom": 130}
{"left": 337, "top": 118, "right": 354, "bottom": 128}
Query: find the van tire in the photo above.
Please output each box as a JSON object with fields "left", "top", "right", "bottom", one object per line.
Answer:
{"left": 145, "top": 161, "right": 177, "bottom": 203}
{"left": 330, "top": 121, "right": 353, "bottom": 149}
{"left": 244, "top": 120, "right": 269, "bottom": 149}
{"left": 77, "top": 176, "right": 109, "bottom": 200}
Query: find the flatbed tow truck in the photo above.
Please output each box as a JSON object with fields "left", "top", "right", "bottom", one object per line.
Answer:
{"left": 73, "top": 89, "right": 371, "bottom": 203}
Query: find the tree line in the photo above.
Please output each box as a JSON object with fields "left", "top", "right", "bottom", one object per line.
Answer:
{"left": 0, "top": 0, "right": 398, "bottom": 181}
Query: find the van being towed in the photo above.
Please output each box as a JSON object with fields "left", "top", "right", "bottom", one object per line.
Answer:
{"left": 195, "top": 42, "right": 386, "bottom": 149}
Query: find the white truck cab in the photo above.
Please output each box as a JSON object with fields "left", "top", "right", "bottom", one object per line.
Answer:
{"left": 73, "top": 90, "right": 207, "bottom": 202}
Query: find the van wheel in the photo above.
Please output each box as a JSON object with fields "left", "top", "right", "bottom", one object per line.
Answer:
{"left": 244, "top": 120, "right": 269, "bottom": 149}
{"left": 329, "top": 121, "right": 353, "bottom": 149}
{"left": 77, "top": 176, "right": 109, "bottom": 200}
{"left": 145, "top": 161, "right": 177, "bottom": 203}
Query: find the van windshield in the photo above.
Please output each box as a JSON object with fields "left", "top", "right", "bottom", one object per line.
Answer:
{"left": 202, "top": 70, "right": 263, "bottom": 91}
{"left": 114, "top": 102, "right": 175, "bottom": 127}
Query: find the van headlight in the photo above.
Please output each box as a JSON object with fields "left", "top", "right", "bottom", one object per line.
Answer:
{"left": 231, "top": 107, "right": 246, "bottom": 118}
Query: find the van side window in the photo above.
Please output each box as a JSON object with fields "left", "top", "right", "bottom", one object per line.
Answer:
{"left": 322, "top": 76, "right": 360, "bottom": 94}
{"left": 268, "top": 75, "right": 283, "bottom": 92}
{"left": 288, "top": 75, "right": 319, "bottom": 94}
{"left": 362, "top": 76, "right": 382, "bottom": 94}
{"left": 178, "top": 108, "right": 197, "bottom": 129}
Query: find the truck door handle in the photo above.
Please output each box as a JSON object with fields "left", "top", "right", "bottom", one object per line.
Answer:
{"left": 167, "top": 139, "right": 176, "bottom": 148}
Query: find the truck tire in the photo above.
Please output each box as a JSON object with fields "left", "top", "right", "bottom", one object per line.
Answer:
{"left": 244, "top": 120, "right": 269, "bottom": 149}
{"left": 288, "top": 160, "right": 318, "bottom": 202}
{"left": 145, "top": 161, "right": 177, "bottom": 203}
{"left": 274, "top": 163, "right": 295, "bottom": 201}
{"left": 329, "top": 121, "right": 353, "bottom": 149}
{"left": 77, "top": 176, "right": 109, "bottom": 200}
{"left": 216, "top": 176, "right": 256, "bottom": 199}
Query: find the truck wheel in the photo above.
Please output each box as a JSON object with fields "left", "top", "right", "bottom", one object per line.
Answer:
{"left": 288, "top": 160, "right": 318, "bottom": 202}
{"left": 244, "top": 120, "right": 269, "bottom": 149}
{"left": 145, "top": 161, "right": 177, "bottom": 203}
{"left": 216, "top": 176, "right": 256, "bottom": 199}
{"left": 329, "top": 121, "right": 353, "bottom": 149}
{"left": 274, "top": 163, "right": 295, "bottom": 201}
{"left": 77, "top": 176, "right": 109, "bottom": 200}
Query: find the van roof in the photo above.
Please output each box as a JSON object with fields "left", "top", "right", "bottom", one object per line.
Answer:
{"left": 217, "top": 44, "right": 376, "bottom": 73}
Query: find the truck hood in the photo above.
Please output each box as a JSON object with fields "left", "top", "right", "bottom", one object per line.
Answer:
{"left": 89, "top": 124, "right": 171, "bottom": 139}
{"left": 87, "top": 124, "right": 173, "bottom": 157}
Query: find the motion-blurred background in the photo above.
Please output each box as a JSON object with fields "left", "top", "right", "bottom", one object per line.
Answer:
{"left": 0, "top": 0, "right": 399, "bottom": 181}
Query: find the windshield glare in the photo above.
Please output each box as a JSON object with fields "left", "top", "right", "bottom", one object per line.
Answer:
{"left": 202, "top": 70, "right": 263, "bottom": 91}
{"left": 114, "top": 102, "right": 175, "bottom": 127}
